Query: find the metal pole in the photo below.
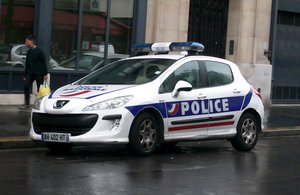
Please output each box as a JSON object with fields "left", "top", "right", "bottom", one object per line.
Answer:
{"left": 75, "top": 0, "right": 83, "bottom": 71}
{"left": 270, "top": 0, "right": 278, "bottom": 100}
{"left": 104, "top": 0, "right": 111, "bottom": 65}
{"left": 132, "top": 0, "right": 148, "bottom": 45}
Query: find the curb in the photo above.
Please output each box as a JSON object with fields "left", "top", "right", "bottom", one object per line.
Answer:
{"left": 0, "top": 129, "right": 300, "bottom": 149}
{"left": 262, "top": 129, "right": 300, "bottom": 138}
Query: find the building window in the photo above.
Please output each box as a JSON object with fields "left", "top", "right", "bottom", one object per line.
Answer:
{"left": 0, "top": 0, "right": 145, "bottom": 93}
{"left": 277, "top": 11, "right": 300, "bottom": 27}
{"left": 51, "top": 0, "right": 79, "bottom": 68}
{"left": 0, "top": 0, "right": 35, "bottom": 69}
{"left": 51, "top": 0, "right": 134, "bottom": 71}
{"left": 108, "top": 0, "right": 133, "bottom": 54}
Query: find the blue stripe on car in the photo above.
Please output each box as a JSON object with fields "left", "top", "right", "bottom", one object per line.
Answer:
{"left": 241, "top": 91, "right": 252, "bottom": 110}
{"left": 126, "top": 90, "right": 252, "bottom": 118}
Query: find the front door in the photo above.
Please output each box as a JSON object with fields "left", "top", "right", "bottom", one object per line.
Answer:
{"left": 159, "top": 60, "right": 209, "bottom": 140}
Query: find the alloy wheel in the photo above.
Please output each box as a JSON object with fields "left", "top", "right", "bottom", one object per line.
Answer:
{"left": 139, "top": 119, "right": 156, "bottom": 151}
{"left": 241, "top": 118, "right": 257, "bottom": 145}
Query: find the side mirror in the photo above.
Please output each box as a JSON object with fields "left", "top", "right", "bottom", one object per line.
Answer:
{"left": 172, "top": 80, "right": 192, "bottom": 97}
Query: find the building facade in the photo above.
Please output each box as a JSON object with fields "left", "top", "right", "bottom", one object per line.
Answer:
{"left": 0, "top": 0, "right": 147, "bottom": 104}
{"left": 146, "top": 0, "right": 273, "bottom": 104}
{"left": 269, "top": 0, "right": 300, "bottom": 104}
{"left": 0, "top": 0, "right": 299, "bottom": 105}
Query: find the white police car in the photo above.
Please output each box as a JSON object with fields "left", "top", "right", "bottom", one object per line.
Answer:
{"left": 30, "top": 42, "right": 264, "bottom": 155}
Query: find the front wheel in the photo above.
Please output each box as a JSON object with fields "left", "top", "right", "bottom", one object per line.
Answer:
{"left": 231, "top": 113, "right": 259, "bottom": 151}
{"left": 46, "top": 142, "right": 73, "bottom": 154}
{"left": 128, "top": 113, "right": 159, "bottom": 156}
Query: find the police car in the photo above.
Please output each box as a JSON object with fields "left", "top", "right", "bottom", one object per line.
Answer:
{"left": 30, "top": 42, "right": 264, "bottom": 155}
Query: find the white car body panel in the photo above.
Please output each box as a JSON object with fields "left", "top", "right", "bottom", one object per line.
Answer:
{"left": 30, "top": 54, "right": 264, "bottom": 145}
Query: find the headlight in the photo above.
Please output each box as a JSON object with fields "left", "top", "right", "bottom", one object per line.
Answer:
{"left": 82, "top": 95, "right": 133, "bottom": 111}
{"left": 33, "top": 97, "right": 44, "bottom": 110}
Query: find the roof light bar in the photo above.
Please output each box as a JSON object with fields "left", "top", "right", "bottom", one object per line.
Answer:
{"left": 170, "top": 42, "right": 204, "bottom": 52}
{"left": 151, "top": 42, "right": 172, "bottom": 52}
{"left": 132, "top": 42, "right": 205, "bottom": 56}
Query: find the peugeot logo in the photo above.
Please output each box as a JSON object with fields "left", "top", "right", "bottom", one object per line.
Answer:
{"left": 53, "top": 100, "right": 69, "bottom": 109}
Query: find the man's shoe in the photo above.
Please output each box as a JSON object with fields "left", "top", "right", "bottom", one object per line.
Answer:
{"left": 19, "top": 105, "right": 31, "bottom": 110}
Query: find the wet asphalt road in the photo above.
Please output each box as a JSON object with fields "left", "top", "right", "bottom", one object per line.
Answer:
{"left": 0, "top": 137, "right": 300, "bottom": 195}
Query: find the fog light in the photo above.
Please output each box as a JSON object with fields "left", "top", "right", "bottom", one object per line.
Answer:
{"left": 111, "top": 119, "right": 120, "bottom": 130}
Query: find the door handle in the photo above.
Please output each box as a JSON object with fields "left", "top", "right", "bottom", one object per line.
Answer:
{"left": 233, "top": 90, "right": 241, "bottom": 94}
{"left": 197, "top": 94, "right": 207, "bottom": 99}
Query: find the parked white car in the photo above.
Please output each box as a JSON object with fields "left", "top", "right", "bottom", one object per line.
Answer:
{"left": 30, "top": 42, "right": 264, "bottom": 156}
{"left": 0, "top": 44, "right": 58, "bottom": 68}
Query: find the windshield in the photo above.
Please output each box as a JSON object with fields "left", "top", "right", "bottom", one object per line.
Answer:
{"left": 60, "top": 55, "right": 103, "bottom": 70}
{"left": 76, "top": 58, "right": 176, "bottom": 85}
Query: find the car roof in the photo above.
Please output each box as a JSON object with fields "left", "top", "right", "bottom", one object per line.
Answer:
{"left": 128, "top": 54, "right": 185, "bottom": 60}
{"left": 127, "top": 54, "right": 235, "bottom": 65}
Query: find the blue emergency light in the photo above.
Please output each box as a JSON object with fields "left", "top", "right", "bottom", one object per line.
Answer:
{"left": 131, "top": 42, "right": 205, "bottom": 56}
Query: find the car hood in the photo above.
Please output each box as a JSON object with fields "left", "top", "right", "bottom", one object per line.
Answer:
{"left": 49, "top": 84, "right": 135, "bottom": 100}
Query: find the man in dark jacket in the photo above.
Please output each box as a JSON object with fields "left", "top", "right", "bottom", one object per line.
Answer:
{"left": 21, "top": 35, "right": 48, "bottom": 109}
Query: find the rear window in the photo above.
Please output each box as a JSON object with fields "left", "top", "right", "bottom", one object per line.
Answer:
{"left": 205, "top": 61, "right": 233, "bottom": 86}
{"left": 15, "top": 46, "right": 29, "bottom": 55}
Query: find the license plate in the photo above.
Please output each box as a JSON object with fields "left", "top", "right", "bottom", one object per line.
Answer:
{"left": 41, "top": 132, "right": 70, "bottom": 143}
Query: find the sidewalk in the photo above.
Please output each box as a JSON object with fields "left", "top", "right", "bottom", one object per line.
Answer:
{"left": 0, "top": 105, "right": 299, "bottom": 148}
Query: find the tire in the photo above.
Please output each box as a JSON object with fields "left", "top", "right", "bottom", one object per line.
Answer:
{"left": 129, "top": 113, "right": 159, "bottom": 156}
{"left": 46, "top": 142, "right": 73, "bottom": 154}
{"left": 231, "top": 113, "right": 259, "bottom": 151}
{"left": 13, "top": 64, "right": 23, "bottom": 68}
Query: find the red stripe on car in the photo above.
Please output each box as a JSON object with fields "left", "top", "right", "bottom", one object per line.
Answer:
{"left": 60, "top": 90, "right": 91, "bottom": 97}
{"left": 168, "top": 121, "right": 235, "bottom": 131}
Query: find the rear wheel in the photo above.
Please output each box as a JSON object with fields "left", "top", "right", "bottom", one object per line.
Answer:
{"left": 46, "top": 142, "right": 73, "bottom": 154}
{"left": 129, "top": 113, "right": 159, "bottom": 156}
{"left": 231, "top": 113, "right": 259, "bottom": 151}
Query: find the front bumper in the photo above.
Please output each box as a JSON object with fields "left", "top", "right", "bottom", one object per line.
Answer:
{"left": 30, "top": 109, "right": 134, "bottom": 144}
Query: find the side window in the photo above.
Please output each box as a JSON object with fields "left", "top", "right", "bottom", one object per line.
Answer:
{"left": 15, "top": 47, "right": 22, "bottom": 55}
{"left": 205, "top": 61, "right": 233, "bottom": 87}
{"left": 160, "top": 61, "right": 202, "bottom": 93}
{"left": 21, "top": 46, "right": 29, "bottom": 55}
{"left": 16, "top": 46, "right": 29, "bottom": 55}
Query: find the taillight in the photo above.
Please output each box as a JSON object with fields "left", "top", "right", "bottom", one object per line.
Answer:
{"left": 252, "top": 87, "right": 261, "bottom": 99}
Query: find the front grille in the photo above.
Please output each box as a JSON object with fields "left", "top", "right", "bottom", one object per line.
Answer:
{"left": 32, "top": 113, "right": 98, "bottom": 136}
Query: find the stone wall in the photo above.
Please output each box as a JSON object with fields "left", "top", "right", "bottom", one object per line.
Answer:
{"left": 145, "top": 0, "right": 273, "bottom": 104}
{"left": 226, "top": 0, "right": 272, "bottom": 104}
{"left": 145, "top": 0, "right": 190, "bottom": 42}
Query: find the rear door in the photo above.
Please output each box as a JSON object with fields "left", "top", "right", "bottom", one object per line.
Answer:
{"left": 202, "top": 60, "right": 246, "bottom": 135}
